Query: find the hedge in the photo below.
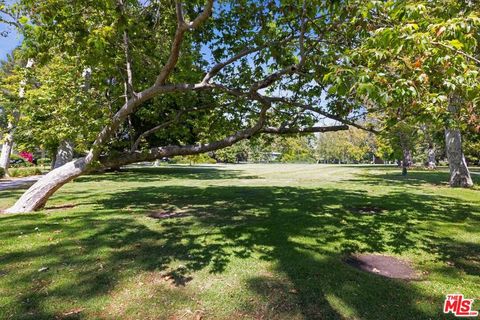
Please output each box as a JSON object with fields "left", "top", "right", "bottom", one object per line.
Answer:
{"left": 37, "top": 158, "right": 52, "bottom": 166}
{"left": 8, "top": 167, "right": 42, "bottom": 178}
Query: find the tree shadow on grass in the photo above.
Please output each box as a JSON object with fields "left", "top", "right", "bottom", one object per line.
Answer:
{"left": 0, "top": 182, "right": 479, "bottom": 318}
{"left": 347, "top": 169, "right": 480, "bottom": 187}
{"left": 75, "top": 166, "right": 261, "bottom": 183}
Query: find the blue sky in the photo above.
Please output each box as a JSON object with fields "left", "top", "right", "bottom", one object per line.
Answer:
{"left": 0, "top": 27, "right": 21, "bottom": 60}
{"left": 0, "top": 0, "right": 22, "bottom": 60}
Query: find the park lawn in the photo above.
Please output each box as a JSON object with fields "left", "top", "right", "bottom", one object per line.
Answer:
{"left": 0, "top": 164, "right": 479, "bottom": 320}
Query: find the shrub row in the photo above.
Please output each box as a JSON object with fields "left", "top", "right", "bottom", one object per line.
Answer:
{"left": 37, "top": 158, "right": 52, "bottom": 166}
{"left": 8, "top": 167, "right": 42, "bottom": 178}
{"left": 10, "top": 154, "right": 34, "bottom": 168}
{"left": 170, "top": 154, "right": 217, "bottom": 164}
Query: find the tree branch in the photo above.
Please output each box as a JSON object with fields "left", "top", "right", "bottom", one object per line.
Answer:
{"left": 131, "top": 112, "right": 183, "bottom": 152}
{"left": 265, "top": 96, "right": 380, "bottom": 134}
{"left": 154, "top": 0, "right": 213, "bottom": 87}
{"left": 431, "top": 40, "right": 480, "bottom": 66}
{"left": 261, "top": 125, "right": 348, "bottom": 134}
{"left": 299, "top": 0, "right": 307, "bottom": 64}
{"left": 202, "top": 36, "right": 294, "bottom": 84}
{"left": 186, "top": 0, "right": 214, "bottom": 29}
{"left": 117, "top": 0, "right": 135, "bottom": 95}
{"left": 100, "top": 102, "right": 271, "bottom": 167}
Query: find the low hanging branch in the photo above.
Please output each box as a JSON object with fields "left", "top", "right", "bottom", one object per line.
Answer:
{"left": 261, "top": 125, "right": 349, "bottom": 134}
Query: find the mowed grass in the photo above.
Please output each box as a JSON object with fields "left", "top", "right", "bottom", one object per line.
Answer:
{"left": 0, "top": 164, "right": 479, "bottom": 320}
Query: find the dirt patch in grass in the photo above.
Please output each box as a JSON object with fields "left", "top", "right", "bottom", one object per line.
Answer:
{"left": 349, "top": 206, "right": 384, "bottom": 215}
{"left": 345, "top": 254, "right": 421, "bottom": 280}
{"left": 149, "top": 211, "right": 190, "bottom": 219}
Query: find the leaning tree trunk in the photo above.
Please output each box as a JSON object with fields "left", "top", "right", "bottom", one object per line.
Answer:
{"left": 445, "top": 128, "right": 473, "bottom": 187}
{"left": 53, "top": 140, "right": 74, "bottom": 169}
{"left": 4, "top": 158, "right": 89, "bottom": 213}
{"left": 445, "top": 93, "right": 473, "bottom": 188}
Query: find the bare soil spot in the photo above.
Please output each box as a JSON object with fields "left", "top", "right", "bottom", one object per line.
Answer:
{"left": 149, "top": 211, "right": 190, "bottom": 219}
{"left": 345, "top": 254, "right": 421, "bottom": 280}
{"left": 350, "top": 205, "right": 384, "bottom": 215}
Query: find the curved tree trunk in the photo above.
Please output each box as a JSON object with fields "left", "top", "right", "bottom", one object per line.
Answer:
{"left": 4, "top": 158, "right": 89, "bottom": 213}
{"left": 53, "top": 140, "right": 74, "bottom": 169}
{"left": 445, "top": 128, "right": 473, "bottom": 187}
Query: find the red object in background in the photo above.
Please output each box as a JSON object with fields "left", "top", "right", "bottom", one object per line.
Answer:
{"left": 19, "top": 151, "right": 34, "bottom": 163}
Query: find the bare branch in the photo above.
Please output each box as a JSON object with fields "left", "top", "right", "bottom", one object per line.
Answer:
{"left": 250, "top": 65, "right": 298, "bottom": 92}
{"left": 187, "top": 0, "right": 214, "bottom": 29}
{"left": 265, "top": 96, "right": 380, "bottom": 134}
{"left": 299, "top": 0, "right": 307, "bottom": 64}
{"left": 85, "top": 81, "right": 213, "bottom": 161}
{"left": 261, "top": 125, "right": 349, "bottom": 134}
{"left": 99, "top": 102, "right": 271, "bottom": 167}
{"left": 175, "top": 0, "right": 185, "bottom": 26}
{"left": 117, "top": 0, "right": 135, "bottom": 95}
{"left": 202, "top": 36, "right": 295, "bottom": 84}
{"left": 431, "top": 40, "right": 480, "bottom": 66}
{"left": 203, "top": 46, "right": 266, "bottom": 84}
{"left": 131, "top": 113, "right": 182, "bottom": 152}
{"left": 123, "top": 31, "right": 134, "bottom": 93}
{"left": 0, "top": 9, "right": 22, "bottom": 30}
{"left": 154, "top": 0, "right": 213, "bottom": 87}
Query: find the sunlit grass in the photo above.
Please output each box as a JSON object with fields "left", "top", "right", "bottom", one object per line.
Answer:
{"left": 0, "top": 164, "right": 479, "bottom": 319}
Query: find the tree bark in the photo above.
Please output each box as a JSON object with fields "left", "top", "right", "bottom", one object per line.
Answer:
{"left": 4, "top": 158, "right": 89, "bottom": 213}
{"left": 398, "top": 132, "right": 412, "bottom": 176}
{"left": 53, "top": 140, "right": 74, "bottom": 169}
{"left": 0, "top": 134, "right": 14, "bottom": 173}
{"left": 426, "top": 145, "right": 436, "bottom": 169}
{"left": 402, "top": 147, "right": 412, "bottom": 176}
{"left": 445, "top": 128, "right": 473, "bottom": 187}
{"left": 445, "top": 94, "right": 473, "bottom": 187}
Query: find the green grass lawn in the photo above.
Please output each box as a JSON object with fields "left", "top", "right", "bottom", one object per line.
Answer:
{"left": 0, "top": 164, "right": 479, "bottom": 320}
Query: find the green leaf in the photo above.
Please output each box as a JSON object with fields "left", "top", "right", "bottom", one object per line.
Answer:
{"left": 448, "top": 39, "right": 464, "bottom": 49}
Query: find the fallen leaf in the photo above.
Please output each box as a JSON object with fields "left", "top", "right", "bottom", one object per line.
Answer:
{"left": 62, "top": 308, "right": 84, "bottom": 316}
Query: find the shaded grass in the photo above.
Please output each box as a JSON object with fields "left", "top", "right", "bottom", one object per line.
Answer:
{"left": 0, "top": 164, "right": 479, "bottom": 319}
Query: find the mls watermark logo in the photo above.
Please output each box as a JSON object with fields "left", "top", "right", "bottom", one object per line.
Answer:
{"left": 444, "top": 294, "right": 478, "bottom": 317}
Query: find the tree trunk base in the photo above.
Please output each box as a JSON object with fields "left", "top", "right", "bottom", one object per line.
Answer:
{"left": 445, "top": 128, "right": 473, "bottom": 188}
{"left": 4, "top": 158, "right": 88, "bottom": 213}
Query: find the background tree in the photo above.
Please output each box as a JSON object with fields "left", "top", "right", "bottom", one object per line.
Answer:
{"left": 325, "top": 0, "right": 479, "bottom": 186}
{"left": 315, "top": 127, "right": 376, "bottom": 164}
{"left": 0, "top": 51, "right": 33, "bottom": 173}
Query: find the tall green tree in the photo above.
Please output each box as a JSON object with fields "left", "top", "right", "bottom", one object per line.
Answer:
{"left": 325, "top": 0, "right": 479, "bottom": 186}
